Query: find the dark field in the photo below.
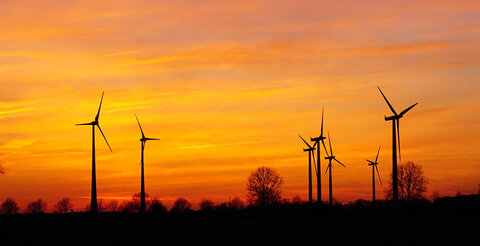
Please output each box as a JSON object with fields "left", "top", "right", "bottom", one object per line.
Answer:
{"left": 1, "top": 196, "right": 479, "bottom": 246}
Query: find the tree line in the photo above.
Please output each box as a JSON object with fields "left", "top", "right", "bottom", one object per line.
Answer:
{"left": 1, "top": 161, "right": 476, "bottom": 214}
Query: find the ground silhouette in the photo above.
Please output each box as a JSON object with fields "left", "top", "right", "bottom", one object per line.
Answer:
{"left": 0, "top": 194, "right": 478, "bottom": 245}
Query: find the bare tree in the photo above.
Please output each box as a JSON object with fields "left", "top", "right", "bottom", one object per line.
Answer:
{"left": 229, "top": 197, "right": 245, "bottom": 210}
{"left": 1, "top": 198, "right": 19, "bottom": 214}
{"left": 106, "top": 200, "right": 119, "bottom": 212}
{"left": 247, "top": 166, "right": 283, "bottom": 206}
{"left": 25, "top": 198, "right": 47, "bottom": 214}
{"left": 171, "top": 197, "right": 192, "bottom": 213}
{"left": 54, "top": 197, "right": 73, "bottom": 213}
{"left": 385, "top": 161, "right": 427, "bottom": 201}
{"left": 199, "top": 199, "right": 215, "bottom": 211}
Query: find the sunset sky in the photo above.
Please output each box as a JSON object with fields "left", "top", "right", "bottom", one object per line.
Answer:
{"left": 1, "top": 0, "right": 479, "bottom": 211}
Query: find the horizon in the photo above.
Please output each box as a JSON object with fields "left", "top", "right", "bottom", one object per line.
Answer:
{"left": 1, "top": 0, "right": 479, "bottom": 211}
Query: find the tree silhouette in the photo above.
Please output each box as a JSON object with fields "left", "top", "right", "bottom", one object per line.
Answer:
{"left": 119, "top": 201, "right": 136, "bottom": 213}
{"left": 1, "top": 198, "right": 19, "bottom": 214}
{"left": 385, "top": 161, "right": 427, "bottom": 201}
{"left": 247, "top": 166, "right": 283, "bottom": 206}
{"left": 54, "top": 197, "right": 73, "bottom": 213}
{"left": 199, "top": 199, "right": 215, "bottom": 211}
{"left": 25, "top": 198, "right": 47, "bottom": 214}
{"left": 291, "top": 196, "right": 303, "bottom": 205}
{"left": 171, "top": 197, "right": 192, "bottom": 213}
{"left": 118, "top": 193, "right": 151, "bottom": 213}
{"left": 85, "top": 199, "right": 107, "bottom": 212}
{"left": 106, "top": 200, "right": 119, "bottom": 212}
{"left": 148, "top": 198, "right": 167, "bottom": 214}
{"left": 132, "top": 192, "right": 151, "bottom": 211}
{"left": 229, "top": 197, "right": 245, "bottom": 210}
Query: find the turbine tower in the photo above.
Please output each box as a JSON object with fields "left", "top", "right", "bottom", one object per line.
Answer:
{"left": 324, "top": 133, "right": 345, "bottom": 207}
{"left": 76, "top": 92, "right": 112, "bottom": 213}
{"left": 300, "top": 135, "right": 316, "bottom": 203}
{"left": 366, "top": 146, "right": 382, "bottom": 204}
{"left": 310, "top": 107, "right": 328, "bottom": 203}
{"left": 135, "top": 114, "right": 159, "bottom": 213}
{"left": 378, "top": 86, "right": 417, "bottom": 204}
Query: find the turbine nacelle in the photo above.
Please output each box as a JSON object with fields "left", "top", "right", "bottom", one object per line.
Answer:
{"left": 310, "top": 136, "right": 326, "bottom": 142}
{"left": 136, "top": 115, "right": 159, "bottom": 143}
{"left": 140, "top": 137, "right": 160, "bottom": 142}
{"left": 384, "top": 115, "right": 402, "bottom": 121}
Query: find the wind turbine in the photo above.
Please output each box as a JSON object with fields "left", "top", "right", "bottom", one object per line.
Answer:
{"left": 378, "top": 86, "right": 417, "bottom": 204}
{"left": 324, "top": 133, "right": 345, "bottom": 207}
{"left": 300, "top": 135, "right": 316, "bottom": 203}
{"left": 366, "top": 146, "right": 382, "bottom": 204}
{"left": 310, "top": 107, "right": 329, "bottom": 203}
{"left": 135, "top": 114, "right": 159, "bottom": 213}
{"left": 76, "top": 92, "right": 112, "bottom": 213}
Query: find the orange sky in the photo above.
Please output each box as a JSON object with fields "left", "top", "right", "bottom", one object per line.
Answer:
{"left": 1, "top": 0, "right": 479, "bottom": 211}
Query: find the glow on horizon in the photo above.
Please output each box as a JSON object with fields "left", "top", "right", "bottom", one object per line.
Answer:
{"left": 0, "top": 0, "right": 479, "bottom": 211}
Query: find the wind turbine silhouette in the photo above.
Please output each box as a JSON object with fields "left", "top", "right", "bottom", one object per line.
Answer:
{"left": 366, "top": 146, "right": 382, "bottom": 204}
{"left": 310, "top": 107, "right": 328, "bottom": 203}
{"left": 135, "top": 114, "right": 159, "bottom": 213}
{"left": 378, "top": 86, "right": 417, "bottom": 204}
{"left": 324, "top": 133, "right": 345, "bottom": 207}
{"left": 76, "top": 92, "right": 112, "bottom": 213}
{"left": 300, "top": 135, "right": 316, "bottom": 203}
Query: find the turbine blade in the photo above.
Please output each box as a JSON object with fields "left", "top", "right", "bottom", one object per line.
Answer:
{"left": 375, "top": 146, "right": 381, "bottom": 163}
{"left": 321, "top": 139, "right": 329, "bottom": 157}
{"left": 397, "top": 119, "right": 401, "bottom": 162}
{"left": 334, "top": 158, "right": 345, "bottom": 167}
{"left": 328, "top": 132, "right": 333, "bottom": 156}
{"left": 375, "top": 164, "right": 382, "bottom": 185}
{"left": 299, "top": 135, "right": 312, "bottom": 148}
{"left": 135, "top": 114, "right": 145, "bottom": 138}
{"left": 76, "top": 122, "right": 93, "bottom": 126}
{"left": 321, "top": 107, "right": 324, "bottom": 136}
{"left": 312, "top": 151, "right": 318, "bottom": 177}
{"left": 399, "top": 103, "right": 418, "bottom": 116}
{"left": 366, "top": 159, "right": 373, "bottom": 163}
{"left": 145, "top": 138, "right": 160, "bottom": 141}
{"left": 325, "top": 163, "right": 331, "bottom": 174}
{"left": 377, "top": 87, "right": 397, "bottom": 115}
{"left": 97, "top": 125, "right": 112, "bottom": 152}
{"left": 312, "top": 140, "right": 317, "bottom": 149}
{"left": 95, "top": 91, "right": 104, "bottom": 122}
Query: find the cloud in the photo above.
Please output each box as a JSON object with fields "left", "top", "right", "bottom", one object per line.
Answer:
{"left": 0, "top": 139, "right": 35, "bottom": 149}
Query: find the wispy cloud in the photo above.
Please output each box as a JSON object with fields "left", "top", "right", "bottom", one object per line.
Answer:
{"left": 93, "top": 50, "right": 140, "bottom": 58}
